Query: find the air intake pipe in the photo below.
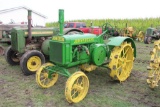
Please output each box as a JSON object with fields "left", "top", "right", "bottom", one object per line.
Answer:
{"left": 28, "top": 10, "right": 32, "bottom": 42}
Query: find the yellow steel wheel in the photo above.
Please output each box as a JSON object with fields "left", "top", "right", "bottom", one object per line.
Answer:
{"left": 137, "top": 31, "right": 144, "bottom": 42}
{"left": 36, "top": 63, "right": 58, "bottom": 88}
{"left": 27, "top": 56, "right": 41, "bottom": 72}
{"left": 65, "top": 71, "right": 89, "bottom": 103}
{"left": 147, "top": 40, "right": 160, "bottom": 88}
{"left": 108, "top": 42, "right": 134, "bottom": 82}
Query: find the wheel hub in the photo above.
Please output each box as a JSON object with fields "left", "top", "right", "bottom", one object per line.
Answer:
{"left": 27, "top": 56, "right": 41, "bottom": 72}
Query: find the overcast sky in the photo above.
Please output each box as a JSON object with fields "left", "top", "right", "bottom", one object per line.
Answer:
{"left": 0, "top": 0, "right": 160, "bottom": 22}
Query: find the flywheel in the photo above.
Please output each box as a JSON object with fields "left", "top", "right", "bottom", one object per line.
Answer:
{"left": 92, "top": 45, "right": 106, "bottom": 66}
{"left": 147, "top": 40, "right": 160, "bottom": 88}
{"left": 65, "top": 71, "right": 89, "bottom": 103}
{"left": 36, "top": 63, "right": 58, "bottom": 88}
{"left": 108, "top": 42, "right": 134, "bottom": 82}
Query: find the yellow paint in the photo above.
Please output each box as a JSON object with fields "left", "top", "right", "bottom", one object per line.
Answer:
{"left": 25, "top": 31, "right": 53, "bottom": 35}
{"left": 65, "top": 71, "right": 89, "bottom": 103}
{"left": 27, "top": 56, "right": 41, "bottom": 72}
{"left": 147, "top": 40, "right": 160, "bottom": 88}
{"left": 36, "top": 63, "right": 59, "bottom": 88}
{"left": 74, "top": 38, "right": 94, "bottom": 44}
{"left": 52, "top": 36, "right": 64, "bottom": 42}
{"left": 108, "top": 42, "right": 134, "bottom": 82}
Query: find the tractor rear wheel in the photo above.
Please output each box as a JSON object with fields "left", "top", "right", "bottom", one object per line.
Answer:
{"left": 147, "top": 40, "right": 160, "bottom": 88}
{"left": 65, "top": 71, "right": 89, "bottom": 103}
{"left": 136, "top": 31, "right": 144, "bottom": 42}
{"left": 146, "top": 37, "right": 153, "bottom": 44}
{"left": 36, "top": 63, "right": 58, "bottom": 88}
{"left": 20, "top": 50, "right": 45, "bottom": 76}
{"left": 144, "top": 36, "right": 148, "bottom": 44}
{"left": 5, "top": 46, "right": 19, "bottom": 65}
{"left": 108, "top": 42, "right": 134, "bottom": 82}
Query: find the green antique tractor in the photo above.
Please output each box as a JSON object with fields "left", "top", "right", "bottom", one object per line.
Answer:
{"left": 36, "top": 9, "right": 136, "bottom": 103}
{"left": 144, "top": 27, "right": 160, "bottom": 44}
{"left": 5, "top": 10, "right": 83, "bottom": 76}
{"left": 0, "top": 21, "right": 27, "bottom": 55}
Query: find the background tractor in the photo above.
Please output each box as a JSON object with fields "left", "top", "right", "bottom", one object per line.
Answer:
{"left": 5, "top": 10, "right": 83, "bottom": 76}
{"left": 36, "top": 9, "right": 136, "bottom": 103}
{"left": 144, "top": 26, "right": 160, "bottom": 44}
{"left": 0, "top": 21, "right": 27, "bottom": 55}
{"left": 64, "top": 21, "right": 120, "bottom": 36}
{"left": 121, "top": 23, "right": 145, "bottom": 42}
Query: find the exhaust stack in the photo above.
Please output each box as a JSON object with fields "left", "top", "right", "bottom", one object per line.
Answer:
{"left": 59, "top": 9, "right": 64, "bottom": 36}
{"left": 28, "top": 10, "right": 32, "bottom": 42}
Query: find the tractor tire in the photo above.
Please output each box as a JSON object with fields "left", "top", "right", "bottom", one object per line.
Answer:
{"left": 65, "top": 31, "right": 81, "bottom": 35}
{"left": 146, "top": 37, "right": 153, "bottom": 44}
{"left": 20, "top": 50, "right": 45, "bottom": 76}
{"left": 5, "top": 46, "right": 20, "bottom": 65}
{"left": 144, "top": 36, "right": 148, "bottom": 44}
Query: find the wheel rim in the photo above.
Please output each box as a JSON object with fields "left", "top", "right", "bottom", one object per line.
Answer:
{"left": 27, "top": 56, "right": 41, "bottom": 72}
{"left": 0, "top": 46, "right": 4, "bottom": 55}
{"left": 36, "top": 63, "right": 58, "bottom": 88}
{"left": 65, "top": 71, "right": 89, "bottom": 103}
{"left": 108, "top": 42, "right": 134, "bottom": 82}
{"left": 147, "top": 40, "right": 160, "bottom": 88}
{"left": 137, "top": 31, "right": 144, "bottom": 42}
{"left": 11, "top": 52, "right": 19, "bottom": 62}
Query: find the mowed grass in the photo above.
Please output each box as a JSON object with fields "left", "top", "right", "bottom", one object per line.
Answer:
{"left": 0, "top": 41, "right": 160, "bottom": 107}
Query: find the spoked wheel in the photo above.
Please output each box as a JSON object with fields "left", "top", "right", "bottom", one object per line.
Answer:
{"left": 65, "top": 71, "right": 89, "bottom": 103}
{"left": 20, "top": 50, "right": 45, "bottom": 75}
{"left": 5, "top": 46, "right": 20, "bottom": 65}
{"left": 36, "top": 63, "right": 58, "bottom": 88}
{"left": 108, "top": 42, "right": 134, "bottom": 82}
{"left": 136, "top": 31, "right": 144, "bottom": 42}
{"left": 147, "top": 40, "right": 160, "bottom": 88}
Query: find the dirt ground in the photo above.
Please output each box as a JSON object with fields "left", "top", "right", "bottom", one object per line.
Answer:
{"left": 0, "top": 41, "right": 160, "bottom": 107}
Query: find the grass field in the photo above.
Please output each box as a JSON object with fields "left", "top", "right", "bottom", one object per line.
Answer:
{"left": 0, "top": 41, "right": 160, "bottom": 107}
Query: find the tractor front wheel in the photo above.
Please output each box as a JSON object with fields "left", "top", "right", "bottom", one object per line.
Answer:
{"left": 65, "top": 71, "right": 89, "bottom": 103}
{"left": 36, "top": 63, "right": 58, "bottom": 88}
{"left": 20, "top": 50, "right": 45, "bottom": 75}
{"left": 5, "top": 46, "right": 20, "bottom": 65}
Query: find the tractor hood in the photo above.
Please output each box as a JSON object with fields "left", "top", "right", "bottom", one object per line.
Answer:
{"left": 52, "top": 33, "right": 97, "bottom": 45}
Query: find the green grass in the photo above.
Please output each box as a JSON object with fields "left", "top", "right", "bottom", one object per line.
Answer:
{"left": 0, "top": 41, "right": 160, "bottom": 107}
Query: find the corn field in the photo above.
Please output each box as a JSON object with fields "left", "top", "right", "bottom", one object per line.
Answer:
{"left": 46, "top": 18, "right": 160, "bottom": 33}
